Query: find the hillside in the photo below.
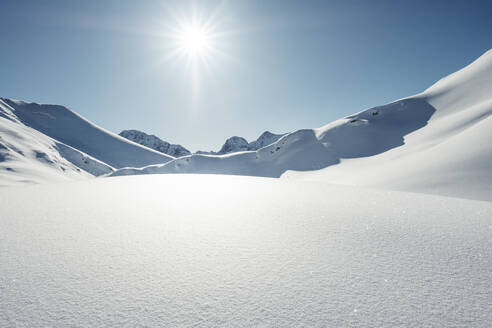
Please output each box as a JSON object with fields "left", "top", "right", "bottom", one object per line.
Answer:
{"left": 285, "top": 49, "right": 492, "bottom": 201}
{"left": 0, "top": 99, "right": 114, "bottom": 186}
{"left": 112, "top": 50, "right": 492, "bottom": 201}
{"left": 1, "top": 99, "right": 174, "bottom": 169}
{"left": 0, "top": 98, "right": 174, "bottom": 185}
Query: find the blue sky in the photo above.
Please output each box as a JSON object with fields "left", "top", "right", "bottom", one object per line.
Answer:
{"left": 1, "top": 0, "right": 491, "bottom": 151}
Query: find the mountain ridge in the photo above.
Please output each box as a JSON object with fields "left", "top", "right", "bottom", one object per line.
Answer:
{"left": 119, "top": 129, "right": 191, "bottom": 158}
{"left": 111, "top": 50, "right": 492, "bottom": 201}
{"left": 1, "top": 50, "right": 491, "bottom": 200}
{"left": 119, "top": 129, "right": 286, "bottom": 156}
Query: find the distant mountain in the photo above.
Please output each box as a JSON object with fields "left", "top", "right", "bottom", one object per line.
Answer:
{"left": 119, "top": 130, "right": 190, "bottom": 158}
{"left": 217, "top": 136, "right": 249, "bottom": 154}
{"left": 248, "top": 131, "right": 286, "bottom": 150}
{"left": 123, "top": 130, "right": 286, "bottom": 156}
{"left": 215, "top": 131, "right": 286, "bottom": 155}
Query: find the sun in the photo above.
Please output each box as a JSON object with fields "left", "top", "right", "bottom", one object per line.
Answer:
{"left": 179, "top": 25, "right": 210, "bottom": 56}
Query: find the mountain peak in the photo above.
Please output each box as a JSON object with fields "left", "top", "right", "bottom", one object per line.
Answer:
{"left": 119, "top": 130, "right": 190, "bottom": 158}
{"left": 217, "top": 136, "right": 249, "bottom": 155}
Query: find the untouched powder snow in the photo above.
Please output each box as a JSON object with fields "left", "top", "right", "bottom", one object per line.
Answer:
{"left": 111, "top": 50, "right": 492, "bottom": 201}
{"left": 0, "top": 174, "right": 491, "bottom": 327}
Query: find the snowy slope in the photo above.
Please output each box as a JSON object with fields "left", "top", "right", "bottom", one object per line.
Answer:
{"left": 0, "top": 99, "right": 113, "bottom": 186}
{"left": 1, "top": 98, "right": 174, "bottom": 169}
{"left": 119, "top": 129, "right": 191, "bottom": 157}
{"left": 1, "top": 175, "right": 491, "bottom": 327}
{"left": 284, "top": 50, "right": 492, "bottom": 201}
{"left": 112, "top": 50, "right": 492, "bottom": 201}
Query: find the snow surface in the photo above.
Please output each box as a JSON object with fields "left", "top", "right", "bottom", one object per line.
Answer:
{"left": 1, "top": 175, "right": 491, "bottom": 327}
{"left": 111, "top": 50, "right": 492, "bottom": 201}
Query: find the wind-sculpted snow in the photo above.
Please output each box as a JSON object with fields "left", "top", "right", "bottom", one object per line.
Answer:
{"left": 1, "top": 98, "right": 173, "bottom": 169}
{"left": 1, "top": 175, "right": 491, "bottom": 327}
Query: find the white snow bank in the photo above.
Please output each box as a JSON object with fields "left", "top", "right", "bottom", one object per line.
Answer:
{"left": 0, "top": 175, "right": 491, "bottom": 327}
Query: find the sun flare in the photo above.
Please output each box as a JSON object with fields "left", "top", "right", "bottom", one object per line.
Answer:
{"left": 179, "top": 25, "right": 210, "bottom": 56}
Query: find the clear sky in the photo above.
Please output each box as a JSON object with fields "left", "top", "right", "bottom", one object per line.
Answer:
{"left": 1, "top": 0, "right": 491, "bottom": 151}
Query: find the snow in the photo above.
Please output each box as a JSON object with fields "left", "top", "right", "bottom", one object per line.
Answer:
{"left": 1, "top": 49, "right": 492, "bottom": 328}
{"left": 1, "top": 174, "right": 491, "bottom": 327}
{"left": 111, "top": 50, "right": 492, "bottom": 202}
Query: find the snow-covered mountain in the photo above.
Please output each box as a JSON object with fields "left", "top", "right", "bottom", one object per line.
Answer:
{"left": 217, "top": 136, "right": 250, "bottom": 154}
{"left": 0, "top": 99, "right": 173, "bottom": 186}
{"left": 2, "top": 50, "right": 492, "bottom": 200}
{"left": 217, "top": 131, "right": 286, "bottom": 154}
{"left": 248, "top": 131, "right": 286, "bottom": 150}
{"left": 198, "top": 131, "right": 286, "bottom": 155}
{"left": 117, "top": 130, "right": 285, "bottom": 156}
{"left": 112, "top": 50, "right": 492, "bottom": 201}
{"left": 119, "top": 129, "right": 190, "bottom": 157}
{"left": 0, "top": 99, "right": 112, "bottom": 186}
{"left": 285, "top": 49, "right": 492, "bottom": 200}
